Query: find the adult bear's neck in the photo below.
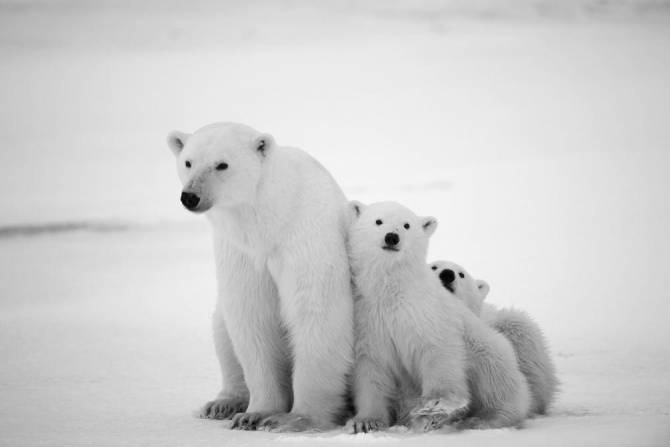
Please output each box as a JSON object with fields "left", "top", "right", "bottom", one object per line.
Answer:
{"left": 207, "top": 203, "right": 269, "bottom": 256}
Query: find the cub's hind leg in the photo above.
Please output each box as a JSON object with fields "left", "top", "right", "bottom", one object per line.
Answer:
{"left": 463, "top": 321, "right": 530, "bottom": 429}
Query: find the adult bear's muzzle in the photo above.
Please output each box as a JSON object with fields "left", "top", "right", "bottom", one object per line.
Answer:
{"left": 180, "top": 191, "right": 201, "bottom": 211}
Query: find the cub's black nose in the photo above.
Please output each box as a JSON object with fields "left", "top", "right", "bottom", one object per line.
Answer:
{"left": 439, "top": 269, "right": 456, "bottom": 288}
{"left": 180, "top": 191, "right": 200, "bottom": 210}
{"left": 384, "top": 232, "right": 400, "bottom": 246}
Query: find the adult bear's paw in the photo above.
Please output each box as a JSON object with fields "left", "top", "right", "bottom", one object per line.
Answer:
{"left": 230, "top": 412, "right": 266, "bottom": 430}
{"left": 200, "top": 397, "right": 248, "bottom": 420}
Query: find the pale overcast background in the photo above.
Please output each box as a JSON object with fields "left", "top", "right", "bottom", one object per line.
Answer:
{"left": 1, "top": 1, "right": 669, "bottom": 446}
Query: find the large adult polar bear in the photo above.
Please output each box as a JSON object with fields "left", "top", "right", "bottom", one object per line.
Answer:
{"left": 167, "top": 122, "right": 354, "bottom": 432}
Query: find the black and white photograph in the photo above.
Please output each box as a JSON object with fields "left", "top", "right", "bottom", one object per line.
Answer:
{"left": 1, "top": 1, "right": 669, "bottom": 446}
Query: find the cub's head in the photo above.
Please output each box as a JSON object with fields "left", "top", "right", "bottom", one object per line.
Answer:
{"left": 429, "top": 260, "right": 489, "bottom": 316}
{"left": 167, "top": 122, "right": 274, "bottom": 213}
{"left": 348, "top": 201, "right": 437, "bottom": 272}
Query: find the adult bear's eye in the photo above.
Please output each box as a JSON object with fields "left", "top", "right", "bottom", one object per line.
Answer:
{"left": 459, "top": 272, "right": 465, "bottom": 278}
{"left": 185, "top": 161, "right": 191, "bottom": 168}
{"left": 404, "top": 223, "right": 410, "bottom": 229}
{"left": 431, "top": 266, "right": 437, "bottom": 270}
{"left": 216, "top": 162, "right": 229, "bottom": 171}
{"left": 375, "top": 219, "right": 383, "bottom": 225}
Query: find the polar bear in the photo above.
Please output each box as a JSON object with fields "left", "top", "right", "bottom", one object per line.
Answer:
{"left": 431, "top": 260, "right": 490, "bottom": 318}
{"left": 430, "top": 260, "right": 558, "bottom": 415}
{"left": 347, "top": 201, "right": 530, "bottom": 432}
{"left": 167, "top": 122, "right": 354, "bottom": 432}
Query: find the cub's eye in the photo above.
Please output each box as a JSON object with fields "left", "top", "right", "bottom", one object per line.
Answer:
{"left": 185, "top": 161, "right": 191, "bottom": 168}
{"left": 404, "top": 223, "right": 410, "bottom": 230}
{"left": 375, "top": 219, "right": 383, "bottom": 225}
{"left": 216, "top": 162, "right": 229, "bottom": 171}
{"left": 431, "top": 266, "right": 437, "bottom": 270}
{"left": 459, "top": 272, "right": 465, "bottom": 278}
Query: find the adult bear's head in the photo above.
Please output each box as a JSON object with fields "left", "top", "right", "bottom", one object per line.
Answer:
{"left": 167, "top": 122, "right": 274, "bottom": 213}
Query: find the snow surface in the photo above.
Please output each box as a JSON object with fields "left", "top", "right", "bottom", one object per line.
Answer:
{"left": 1, "top": 1, "right": 670, "bottom": 446}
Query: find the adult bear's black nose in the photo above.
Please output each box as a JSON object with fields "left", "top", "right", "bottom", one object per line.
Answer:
{"left": 384, "top": 232, "right": 400, "bottom": 246}
{"left": 439, "top": 269, "right": 456, "bottom": 289}
{"left": 180, "top": 191, "right": 200, "bottom": 210}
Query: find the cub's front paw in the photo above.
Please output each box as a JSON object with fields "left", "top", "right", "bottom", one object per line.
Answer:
{"left": 260, "top": 413, "right": 334, "bottom": 432}
{"left": 409, "top": 413, "right": 452, "bottom": 432}
{"left": 411, "top": 396, "right": 468, "bottom": 418}
{"left": 230, "top": 412, "right": 265, "bottom": 430}
{"left": 346, "top": 417, "right": 387, "bottom": 434}
{"left": 200, "top": 397, "right": 248, "bottom": 420}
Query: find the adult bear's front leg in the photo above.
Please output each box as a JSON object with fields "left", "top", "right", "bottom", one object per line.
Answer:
{"left": 218, "top": 247, "right": 293, "bottom": 430}
{"left": 199, "top": 310, "right": 248, "bottom": 420}
{"left": 263, "top": 243, "right": 354, "bottom": 432}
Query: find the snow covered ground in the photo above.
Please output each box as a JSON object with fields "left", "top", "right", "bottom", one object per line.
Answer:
{"left": 1, "top": 1, "right": 670, "bottom": 445}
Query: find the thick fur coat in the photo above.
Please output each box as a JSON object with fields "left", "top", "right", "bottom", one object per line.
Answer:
{"left": 430, "top": 260, "right": 558, "bottom": 415}
{"left": 347, "top": 202, "right": 529, "bottom": 432}
{"left": 168, "top": 122, "right": 354, "bottom": 432}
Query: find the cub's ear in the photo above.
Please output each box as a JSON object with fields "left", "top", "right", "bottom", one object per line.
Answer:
{"left": 476, "top": 279, "right": 490, "bottom": 299}
{"left": 254, "top": 133, "right": 275, "bottom": 157}
{"left": 349, "top": 200, "right": 365, "bottom": 219}
{"left": 167, "top": 131, "right": 190, "bottom": 156}
{"left": 420, "top": 216, "right": 438, "bottom": 237}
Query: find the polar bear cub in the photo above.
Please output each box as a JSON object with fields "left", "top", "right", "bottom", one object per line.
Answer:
{"left": 347, "top": 201, "right": 530, "bottom": 432}
{"left": 167, "top": 122, "right": 354, "bottom": 432}
{"left": 430, "top": 260, "right": 558, "bottom": 415}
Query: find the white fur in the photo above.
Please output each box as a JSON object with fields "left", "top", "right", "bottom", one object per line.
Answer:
{"left": 429, "top": 260, "right": 559, "bottom": 415}
{"left": 430, "top": 260, "right": 489, "bottom": 317}
{"left": 347, "top": 202, "right": 529, "bottom": 432}
{"left": 168, "top": 122, "right": 353, "bottom": 431}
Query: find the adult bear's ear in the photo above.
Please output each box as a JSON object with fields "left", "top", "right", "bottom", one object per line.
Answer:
{"left": 254, "top": 133, "right": 275, "bottom": 157}
{"left": 420, "top": 216, "right": 437, "bottom": 237}
{"left": 476, "top": 279, "right": 490, "bottom": 298}
{"left": 350, "top": 200, "right": 365, "bottom": 218}
{"left": 167, "top": 131, "right": 190, "bottom": 156}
